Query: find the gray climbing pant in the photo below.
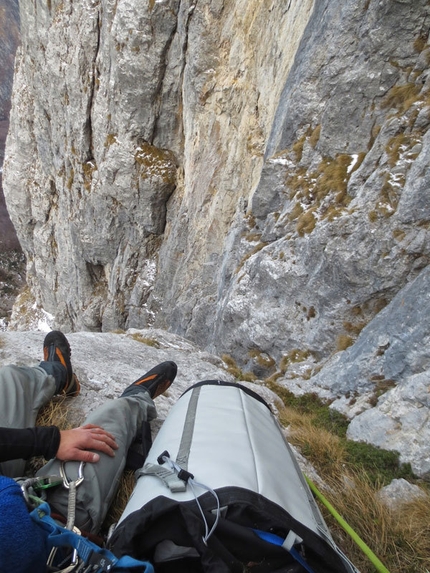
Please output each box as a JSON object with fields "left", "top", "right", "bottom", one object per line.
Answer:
{"left": 0, "top": 365, "right": 57, "bottom": 478}
{"left": 0, "top": 364, "right": 157, "bottom": 534}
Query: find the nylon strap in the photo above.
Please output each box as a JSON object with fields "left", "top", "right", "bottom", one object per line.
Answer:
{"left": 30, "top": 502, "right": 154, "bottom": 572}
{"left": 253, "top": 529, "right": 316, "bottom": 573}
{"left": 137, "top": 386, "right": 201, "bottom": 492}
{"left": 137, "top": 463, "right": 187, "bottom": 492}
{"left": 175, "top": 385, "right": 201, "bottom": 469}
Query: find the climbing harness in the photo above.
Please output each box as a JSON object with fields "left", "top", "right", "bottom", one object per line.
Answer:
{"left": 21, "top": 462, "right": 153, "bottom": 572}
{"left": 30, "top": 502, "right": 154, "bottom": 573}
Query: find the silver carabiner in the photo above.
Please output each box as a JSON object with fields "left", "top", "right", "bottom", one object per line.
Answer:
{"left": 60, "top": 461, "right": 85, "bottom": 489}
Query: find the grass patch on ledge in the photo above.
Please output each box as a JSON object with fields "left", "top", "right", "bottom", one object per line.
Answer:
{"left": 285, "top": 152, "right": 356, "bottom": 237}
{"left": 267, "top": 380, "right": 428, "bottom": 573}
{"left": 221, "top": 354, "right": 257, "bottom": 382}
{"left": 268, "top": 381, "right": 415, "bottom": 486}
{"left": 129, "top": 332, "right": 161, "bottom": 348}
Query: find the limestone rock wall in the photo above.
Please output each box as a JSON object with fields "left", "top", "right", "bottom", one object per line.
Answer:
{"left": 312, "top": 265, "right": 430, "bottom": 477}
{"left": 3, "top": 0, "right": 430, "bottom": 474}
{"left": 203, "top": 0, "right": 430, "bottom": 377}
{"left": 150, "top": 0, "right": 430, "bottom": 383}
{"left": 4, "top": 0, "right": 313, "bottom": 334}
{"left": 0, "top": 0, "right": 20, "bottom": 120}
{"left": 4, "top": 0, "right": 184, "bottom": 331}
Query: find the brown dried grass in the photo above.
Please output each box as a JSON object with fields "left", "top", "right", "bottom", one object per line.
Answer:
{"left": 35, "top": 396, "right": 75, "bottom": 430}
{"left": 278, "top": 403, "right": 430, "bottom": 573}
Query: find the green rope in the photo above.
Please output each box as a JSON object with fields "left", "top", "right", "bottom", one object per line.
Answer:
{"left": 304, "top": 475, "right": 390, "bottom": 573}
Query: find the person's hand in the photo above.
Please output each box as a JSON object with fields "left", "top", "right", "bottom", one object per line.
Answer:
{"left": 56, "top": 424, "right": 119, "bottom": 463}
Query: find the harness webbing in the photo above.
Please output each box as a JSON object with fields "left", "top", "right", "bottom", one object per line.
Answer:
{"left": 30, "top": 502, "right": 154, "bottom": 573}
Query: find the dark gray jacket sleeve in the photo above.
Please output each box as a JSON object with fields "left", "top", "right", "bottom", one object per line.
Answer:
{"left": 0, "top": 426, "right": 60, "bottom": 462}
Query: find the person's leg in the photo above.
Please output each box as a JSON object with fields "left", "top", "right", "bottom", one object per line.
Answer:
{"left": 0, "top": 365, "right": 57, "bottom": 477}
{"left": 40, "top": 391, "right": 157, "bottom": 534}
{"left": 0, "top": 331, "right": 79, "bottom": 477}
{"left": 40, "top": 359, "right": 177, "bottom": 534}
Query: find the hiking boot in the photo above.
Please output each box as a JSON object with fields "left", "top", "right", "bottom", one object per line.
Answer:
{"left": 42, "top": 331, "right": 80, "bottom": 397}
{"left": 121, "top": 361, "right": 177, "bottom": 399}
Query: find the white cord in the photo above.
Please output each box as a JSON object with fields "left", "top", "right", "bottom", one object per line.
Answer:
{"left": 188, "top": 478, "right": 221, "bottom": 544}
{"left": 161, "top": 455, "right": 221, "bottom": 544}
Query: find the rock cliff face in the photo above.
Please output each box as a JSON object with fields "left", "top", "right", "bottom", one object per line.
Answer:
{"left": 0, "top": 0, "right": 20, "bottom": 121}
{"left": 3, "top": 0, "right": 430, "bottom": 474}
{"left": 0, "top": 0, "right": 23, "bottom": 322}
{"left": 4, "top": 0, "right": 314, "bottom": 333}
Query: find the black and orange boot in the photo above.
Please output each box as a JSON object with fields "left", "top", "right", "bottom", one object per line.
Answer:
{"left": 41, "top": 331, "right": 80, "bottom": 397}
{"left": 121, "top": 361, "right": 177, "bottom": 399}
